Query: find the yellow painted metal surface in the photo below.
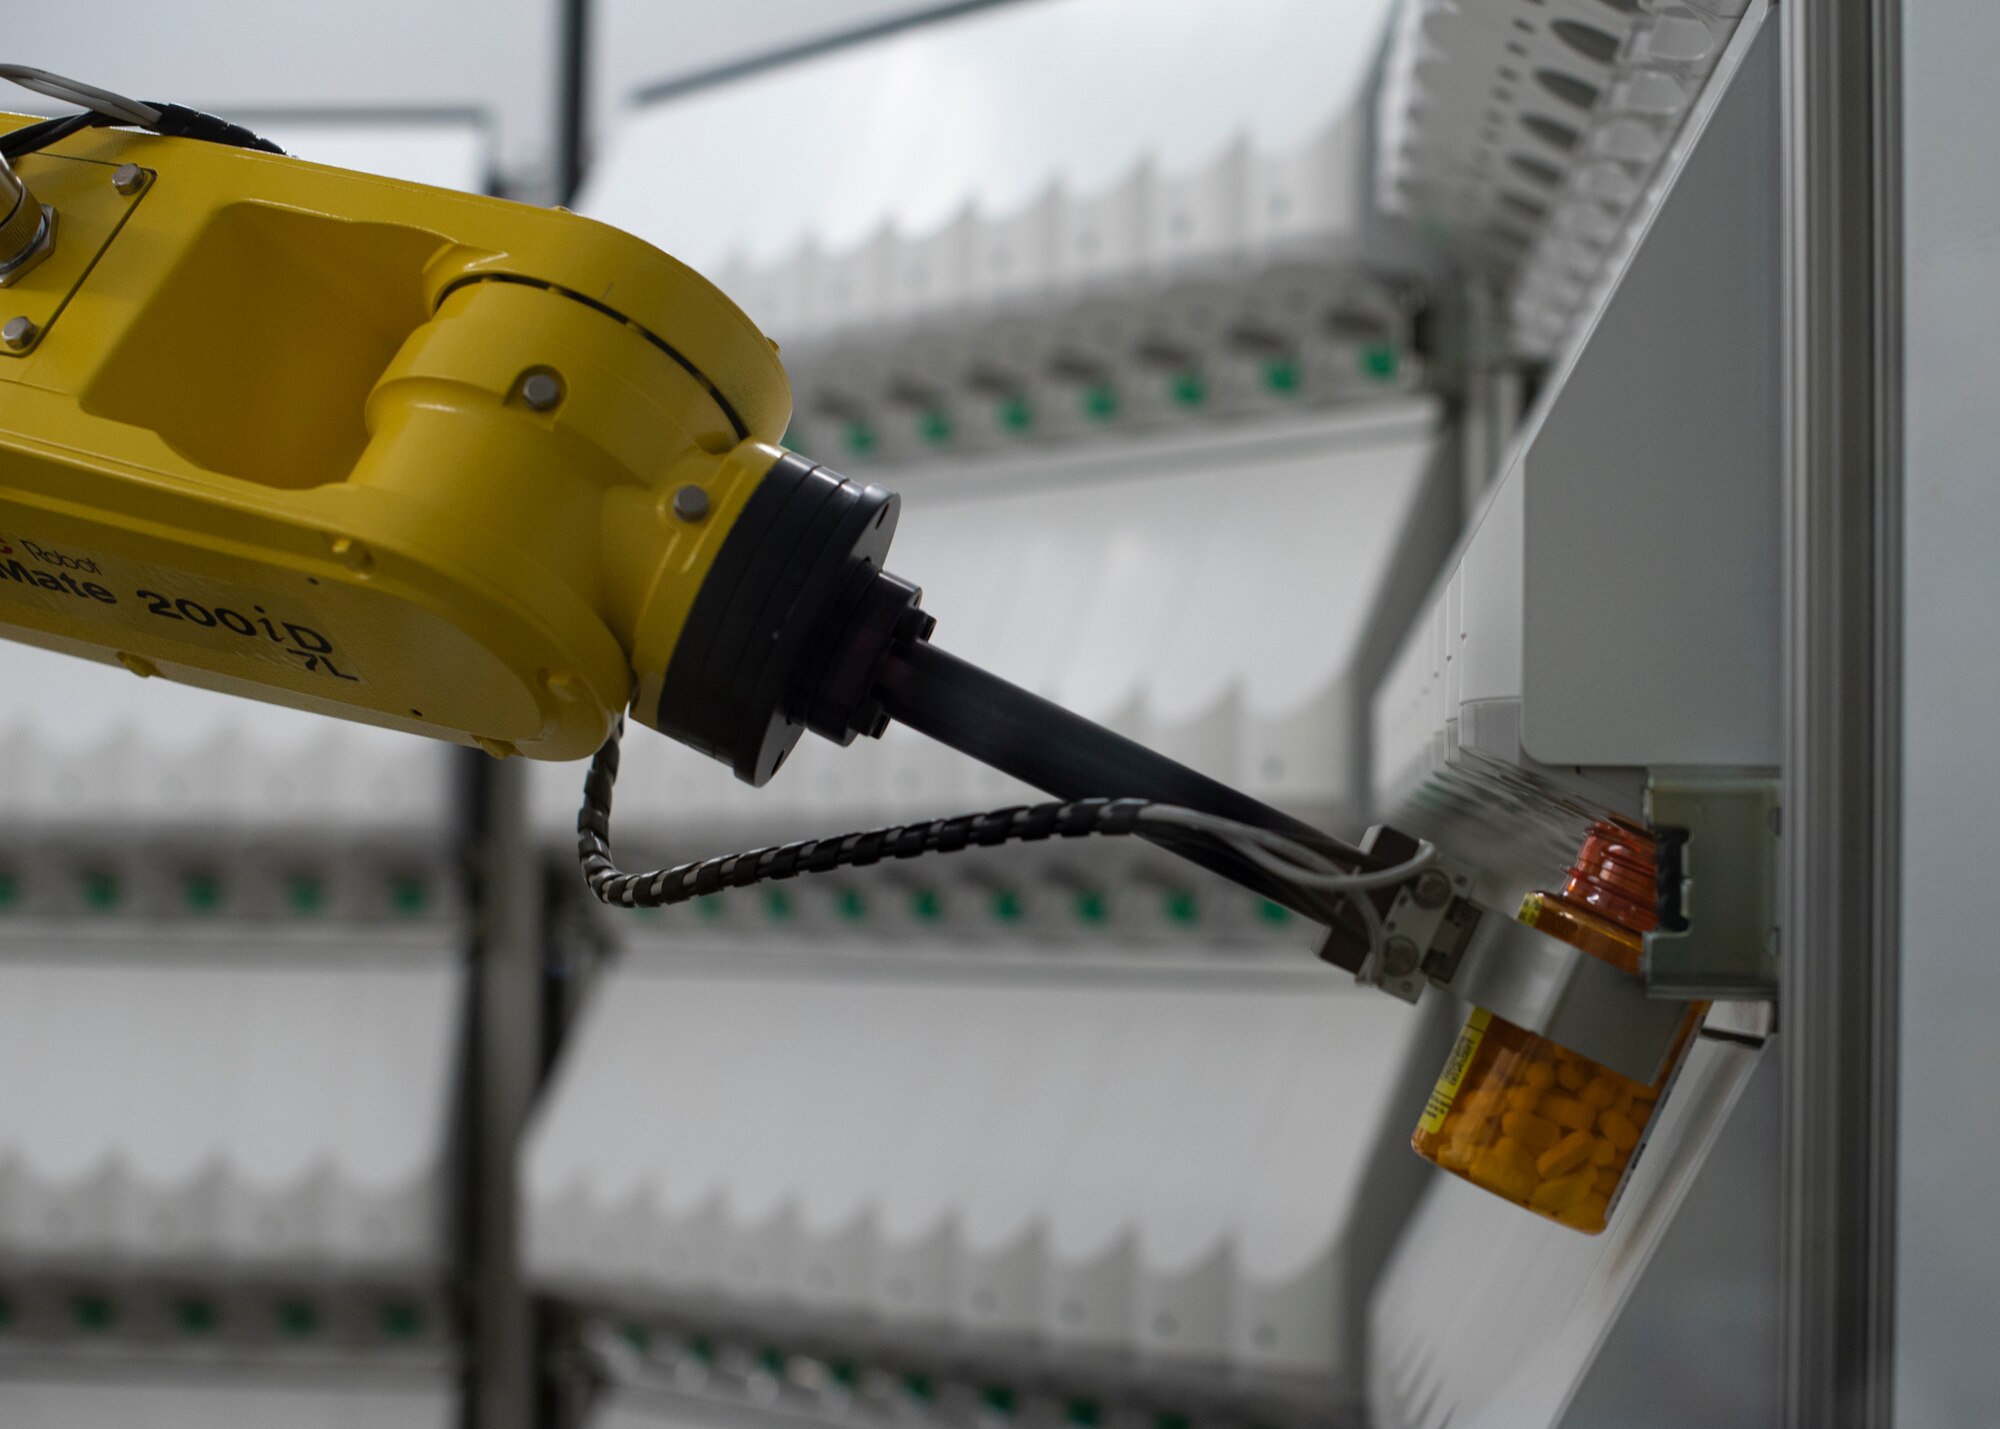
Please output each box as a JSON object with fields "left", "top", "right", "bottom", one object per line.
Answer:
{"left": 0, "top": 113, "right": 792, "bottom": 761}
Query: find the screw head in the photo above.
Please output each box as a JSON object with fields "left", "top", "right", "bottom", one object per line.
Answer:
{"left": 520, "top": 371, "right": 564, "bottom": 411}
{"left": 672, "top": 484, "right": 711, "bottom": 522}
{"left": 328, "top": 535, "right": 374, "bottom": 573}
{"left": 111, "top": 164, "right": 146, "bottom": 195}
{"left": 1, "top": 316, "right": 37, "bottom": 351}
{"left": 1382, "top": 935, "right": 1421, "bottom": 979}
{"left": 1413, "top": 868, "right": 1454, "bottom": 909}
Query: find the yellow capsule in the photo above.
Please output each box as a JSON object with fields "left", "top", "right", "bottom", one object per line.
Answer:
{"left": 1501, "top": 1110, "right": 1561, "bottom": 1155}
{"left": 1543, "top": 1095, "right": 1597, "bottom": 1134}
{"left": 1469, "top": 1143, "right": 1538, "bottom": 1204}
{"left": 1600, "top": 1109, "right": 1641, "bottom": 1152}
{"left": 1461, "top": 1088, "right": 1507, "bottom": 1120}
{"left": 1580, "top": 1076, "right": 1620, "bottom": 1110}
{"left": 1557, "top": 1061, "right": 1588, "bottom": 1091}
{"left": 1537, "top": 1130, "right": 1595, "bottom": 1180}
{"left": 1505, "top": 1084, "right": 1543, "bottom": 1114}
{"left": 1531, "top": 1169, "right": 1598, "bottom": 1214}
{"left": 1437, "top": 1139, "right": 1475, "bottom": 1173}
{"left": 1523, "top": 1061, "right": 1557, "bottom": 1091}
{"left": 1558, "top": 1191, "right": 1611, "bottom": 1230}
{"left": 1593, "top": 1167, "right": 1622, "bottom": 1195}
{"left": 1590, "top": 1138, "right": 1621, "bottom": 1169}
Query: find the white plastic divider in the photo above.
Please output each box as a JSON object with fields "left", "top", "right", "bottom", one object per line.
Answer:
{"left": 528, "top": 402, "right": 1449, "bottom": 847}
{"left": 582, "top": 0, "right": 1416, "bottom": 473}
{"left": 0, "top": 1372, "right": 455, "bottom": 1429}
{"left": 523, "top": 951, "right": 1426, "bottom": 1388}
{"left": 652, "top": 110, "right": 1372, "bottom": 348}
{"left": 0, "top": 642, "right": 452, "bottom": 831}
{"left": 1374, "top": 0, "right": 1751, "bottom": 356}
{"left": 1373, "top": 4, "right": 1778, "bottom": 841}
{"left": 588, "top": 1389, "right": 758, "bottom": 1429}
{"left": 0, "top": 932, "right": 461, "bottom": 1279}
{"left": 583, "top": 0, "right": 1394, "bottom": 286}
{"left": 771, "top": 245, "right": 1419, "bottom": 473}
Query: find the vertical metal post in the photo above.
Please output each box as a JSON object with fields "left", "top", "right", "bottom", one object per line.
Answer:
{"left": 1779, "top": 1, "right": 1901, "bottom": 1424}
{"left": 557, "top": 0, "right": 591, "bottom": 205}
{"left": 1457, "top": 274, "right": 1522, "bottom": 511}
{"left": 462, "top": 752, "right": 544, "bottom": 1429}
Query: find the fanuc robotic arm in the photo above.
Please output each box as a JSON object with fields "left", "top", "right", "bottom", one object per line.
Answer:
{"left": 0, "top": 71, "right": 1687, "bottom": 1085}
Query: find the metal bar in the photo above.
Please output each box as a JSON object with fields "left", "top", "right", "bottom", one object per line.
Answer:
{"left": 557, "top": 0, "right": 590, "bottom": 204}
{"left": 629, "top": 1, "right": 1032, "bottom": 109}
{"left": 1779, "top": 0, "right": 1901, "bottom": 1421}
{"left": 874, "top": 638, "right": 1382, "bottom": 927}
{"left": 1456, "top": 274, "right": 1521, "bottom": 512}
{"left": 1642, "top": 778, "right": 1782, "bottom": 1000}
{"left": 461, "top": 753, "right": 544, "bottom": 1429}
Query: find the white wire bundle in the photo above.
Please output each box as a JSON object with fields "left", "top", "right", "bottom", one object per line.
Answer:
{"left": 1139, "top": 804, "right": 1438, "bottom": 978}
{"left": 0, "top": 65, "right": 158, "bottom": 126}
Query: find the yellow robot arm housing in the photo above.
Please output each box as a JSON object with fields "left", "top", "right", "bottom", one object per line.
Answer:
{"left": 0, "top": 112, "right": 884, "bottom": 769}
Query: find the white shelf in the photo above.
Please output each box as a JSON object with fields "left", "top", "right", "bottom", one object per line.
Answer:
{"left": 1371, "top": 7, "right": 1777, "bottom": 885}
{"left": 1367, "top": 1038, "right": 1768, "bottom": 1429}
{"left": 580, "top": 0, "right": 1425, "bottom": 473}
{"left": 0, "top": 930, "right": 462, "bottom": 1280}
{"left": 582, "top": 0, "right": 1394, "bottom": 282}
{"left": 524, "top": 951, "right": 1426, "bottom": 1389}
{"left": 1376, "top": 0, "right": 1753, "bottom": 356}
{"left": 1360, "top": 17, "right": 1784, "bottom": 1424}
{"left": 0, "top": 1369, "right": 454, "bottom": 1429}
{"left": 0, "top": 642, "right": 452, "bottom": 832}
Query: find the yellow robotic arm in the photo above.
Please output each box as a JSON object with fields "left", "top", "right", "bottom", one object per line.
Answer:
{"left": 0, "top": 100, "right": 851, "bottom": 772}
{"left": 0, "top": 89, "right": 1364, "bottom": 891}
{"left": 0, "top": 77, "right": 1694, "bottom": 1097}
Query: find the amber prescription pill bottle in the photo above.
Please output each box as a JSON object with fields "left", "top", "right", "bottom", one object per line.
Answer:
{"left": 1409, "top": 823, "right": 1701, "bottom": 1233}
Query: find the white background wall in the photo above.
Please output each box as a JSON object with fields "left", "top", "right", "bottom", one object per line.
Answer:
{"left": 1897, "top": 2, "right": 2000, "bottom": 1422}
{"left": 589, "top": 0, "right": 965, "bottom": 160}
{"left": 581, "top": 0, "right": 1391, "bottom": 273}
{"left": 4, "top": 0, "right": 976, "bottom": 198}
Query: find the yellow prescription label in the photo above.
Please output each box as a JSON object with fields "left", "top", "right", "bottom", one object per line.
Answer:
{"left": 1419, "top": 1007, "right": 1492, "bottom": 1135}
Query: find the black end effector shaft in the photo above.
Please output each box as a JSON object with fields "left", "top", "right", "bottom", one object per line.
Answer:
{"left": 649, "top": 452, "right": 1407, "bottom": 935}
{"left": 800, "top": 564, "right": 1405, "bottom": 927}
{"left": 870, "top": 634, "right": 1413, "bottom": 928}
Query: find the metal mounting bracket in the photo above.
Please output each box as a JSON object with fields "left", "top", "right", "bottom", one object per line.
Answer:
{"left": 1342, "top": 851, "right": 1686, "bottom": 1084}
{"left": 1436, "top": 906, "right": 1687, "bottom": 1083}
{"left": 1643, "top": 776, "right": 1781, "bottom": 1000}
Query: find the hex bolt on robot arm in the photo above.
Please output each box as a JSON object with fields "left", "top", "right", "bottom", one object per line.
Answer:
{"left": 0, "top": 70, "right": 1695, "bottom": 1085}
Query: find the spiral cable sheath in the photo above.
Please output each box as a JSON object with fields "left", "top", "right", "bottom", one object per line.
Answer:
{"left": 578, "top": 719, "right": 1158, "bottom": 910}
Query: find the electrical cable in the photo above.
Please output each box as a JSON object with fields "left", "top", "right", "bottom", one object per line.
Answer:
{"left": 1138, "top": 804, "right": 1437, "bottom": 891}
{"left": 1137, "top": 803, "right": 1436, "bottom": 973}
{"left": 0, "top": 111, "right": 107, "bottom": 161}
{"left": 0, "top": 64, "right": 284, "bottom": 160}
{"left": 867, "top": 635, "right": 1393, "bottom": 928}
{"left": 0, "top": 66, "right": 159, "bottom": 126}
{"left": 576, "top": 718, "right": 1433, "bottom": 964}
